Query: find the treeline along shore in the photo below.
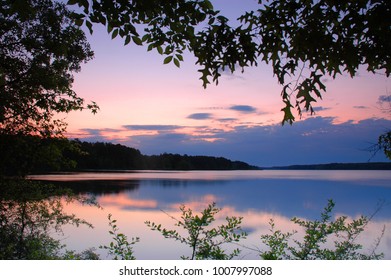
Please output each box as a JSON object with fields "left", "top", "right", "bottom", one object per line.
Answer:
{"left": 71, "top": 140, "right": 259, "bottom": 171}
{"left": 265, "top": 162, "right": 391, "bottom": 170}
{"left": 2, "top": 134, "right": 389, "bottom": 177}
{"left": 0, "top": 135, "right": 259, "bottom": 176}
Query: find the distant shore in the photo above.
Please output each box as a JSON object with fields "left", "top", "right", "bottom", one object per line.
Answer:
{"left": 263, "top": 162, "right": 391, "bottom": 170}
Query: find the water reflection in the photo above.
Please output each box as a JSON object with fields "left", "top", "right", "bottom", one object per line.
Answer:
{"left": 47, "top": 180, "right": 141, "bottom": 195}
{"left": 60, "top": 199, "right": 391, "bottom": 260}
{"left": 34, "top": 170, "right": 391, "bottom": 259}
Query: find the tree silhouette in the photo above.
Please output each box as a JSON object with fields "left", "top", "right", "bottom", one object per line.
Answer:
{"left": 1, "top": 0, "right": 97, "bottom": 136}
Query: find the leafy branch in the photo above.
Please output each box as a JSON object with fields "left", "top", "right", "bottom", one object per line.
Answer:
{"left": 145, "top": 202, "right": 247, "bottom": 260}
{"left": 260, "top": 199, "right": 385, "bottom": 260}
{"left": 100, "top": 214, "right": 139, "bottom": 260}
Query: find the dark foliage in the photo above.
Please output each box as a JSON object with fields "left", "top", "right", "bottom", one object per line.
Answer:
{"left": 0, "top": 0, "right": 97, "bottom": 136}
{"left": 72, "top": 140, "right": 258, "bottom": 171}
{"left": 146, "top": 202, "right": 247, "bottom": 260}
{"left": 260, "top": 200, "right": 384, "bottom": 260}
{"left": 0, "top": 135, "right": 258, "bottom": 177}
{"left": 0, "top": 179, "right": 95, "bottom": 259}
{"left": 0, "top": 134, "right": 79, "bottom": 177}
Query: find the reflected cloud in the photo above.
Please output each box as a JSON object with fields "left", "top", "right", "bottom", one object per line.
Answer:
{"left": 168, "top": 194, "right": 220, "bottom": 211}
{"left": 98, "top": 193, "right": 157, "bottom": 209}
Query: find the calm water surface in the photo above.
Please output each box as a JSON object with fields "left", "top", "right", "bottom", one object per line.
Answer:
{"left": 32, "top": 170, "right": 391, "bottom": 259}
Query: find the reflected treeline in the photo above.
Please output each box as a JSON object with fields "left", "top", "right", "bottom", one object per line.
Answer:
{"left": 37, "top": 177, "right": 231, "bottom": 196}
{"left": 40, "top": 180, "right": 141, "bottom": 196}
{"left": 142, "top": 178, "right": 230, "bottom": 189}
{"left": 0, "top": 178, "right": 96, "bottom": 259}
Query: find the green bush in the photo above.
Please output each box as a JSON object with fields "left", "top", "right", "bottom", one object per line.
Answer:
{"left": 0, "top": 179, "right": 96, "bottom": 259}
{"left": 145, "top": 202, "right": 247, "bottom": 260}
{"left": 260, "top": 200, "right": 384, "bottom": 260}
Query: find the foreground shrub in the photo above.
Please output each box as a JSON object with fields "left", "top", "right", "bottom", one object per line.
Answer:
{"left": 0, "top": 179, "right": 96, "bottom": 259}
{"left": 100, "top": 214, "right": 139, "bottom": 260}
{"left": 260, "top": 200, "right": 384, "bottom": 260}
{"left": 146, "top": 202, "right": 247, "bottom": 260}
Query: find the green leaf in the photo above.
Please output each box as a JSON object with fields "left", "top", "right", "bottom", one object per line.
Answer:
{"left": 164, "top": 45, "right": 172, "bottom": 55}
{"left": 157, "top": 45, "right": 163, "bottom": 55}
{"left": 176, "top": 54, "right": 184, "bottom": 61}
{"left": 74, "top": 18, "right": 83, "bottom": 27}
{"left": 119, "top": 28, "right": 125, "bottom": 38}
{"left": 164, "top": 56, "right": 173, "bottom": 64}
{"left": 107, "top": 24, "right": 113, "bottom": 34}
{"left": 124, "top": 35, "right": 131, "bottom": 46}
{"left": 98, "top": 15, "right": 106, "bottom": 25}
{"left": 111, "top": 29, "right": 119, "bottom": 39}
{"left": 281, "top": 101, "right": 295, "bottom": 125}
{"left": 174, "top": 58, "right": 180, "bottom": 68}
{"left": 86, "top": 20, "right": 93, "bottom": 34}
{"left": 204, "top": 0, "right": 214, "bottom": 10}
{"left": 67, "top": 0, "right": 78, "bottom": 5}
{"left": 80, "top": 0, "right": 89, "bottom": 11}
{"left": 142, "top": 34, "right": 150, "bottom": 42}
{"left": 132, "top": 36, "right": 143, "bottom": 46}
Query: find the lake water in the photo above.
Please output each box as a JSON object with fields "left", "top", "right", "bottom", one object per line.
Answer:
{"left": 30, "top": 170, "right": 391, "bottom": 259}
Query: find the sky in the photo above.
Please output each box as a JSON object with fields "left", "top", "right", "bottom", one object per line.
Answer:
{"left": 64, "top": 0, "right": 391, "bottom": 167}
